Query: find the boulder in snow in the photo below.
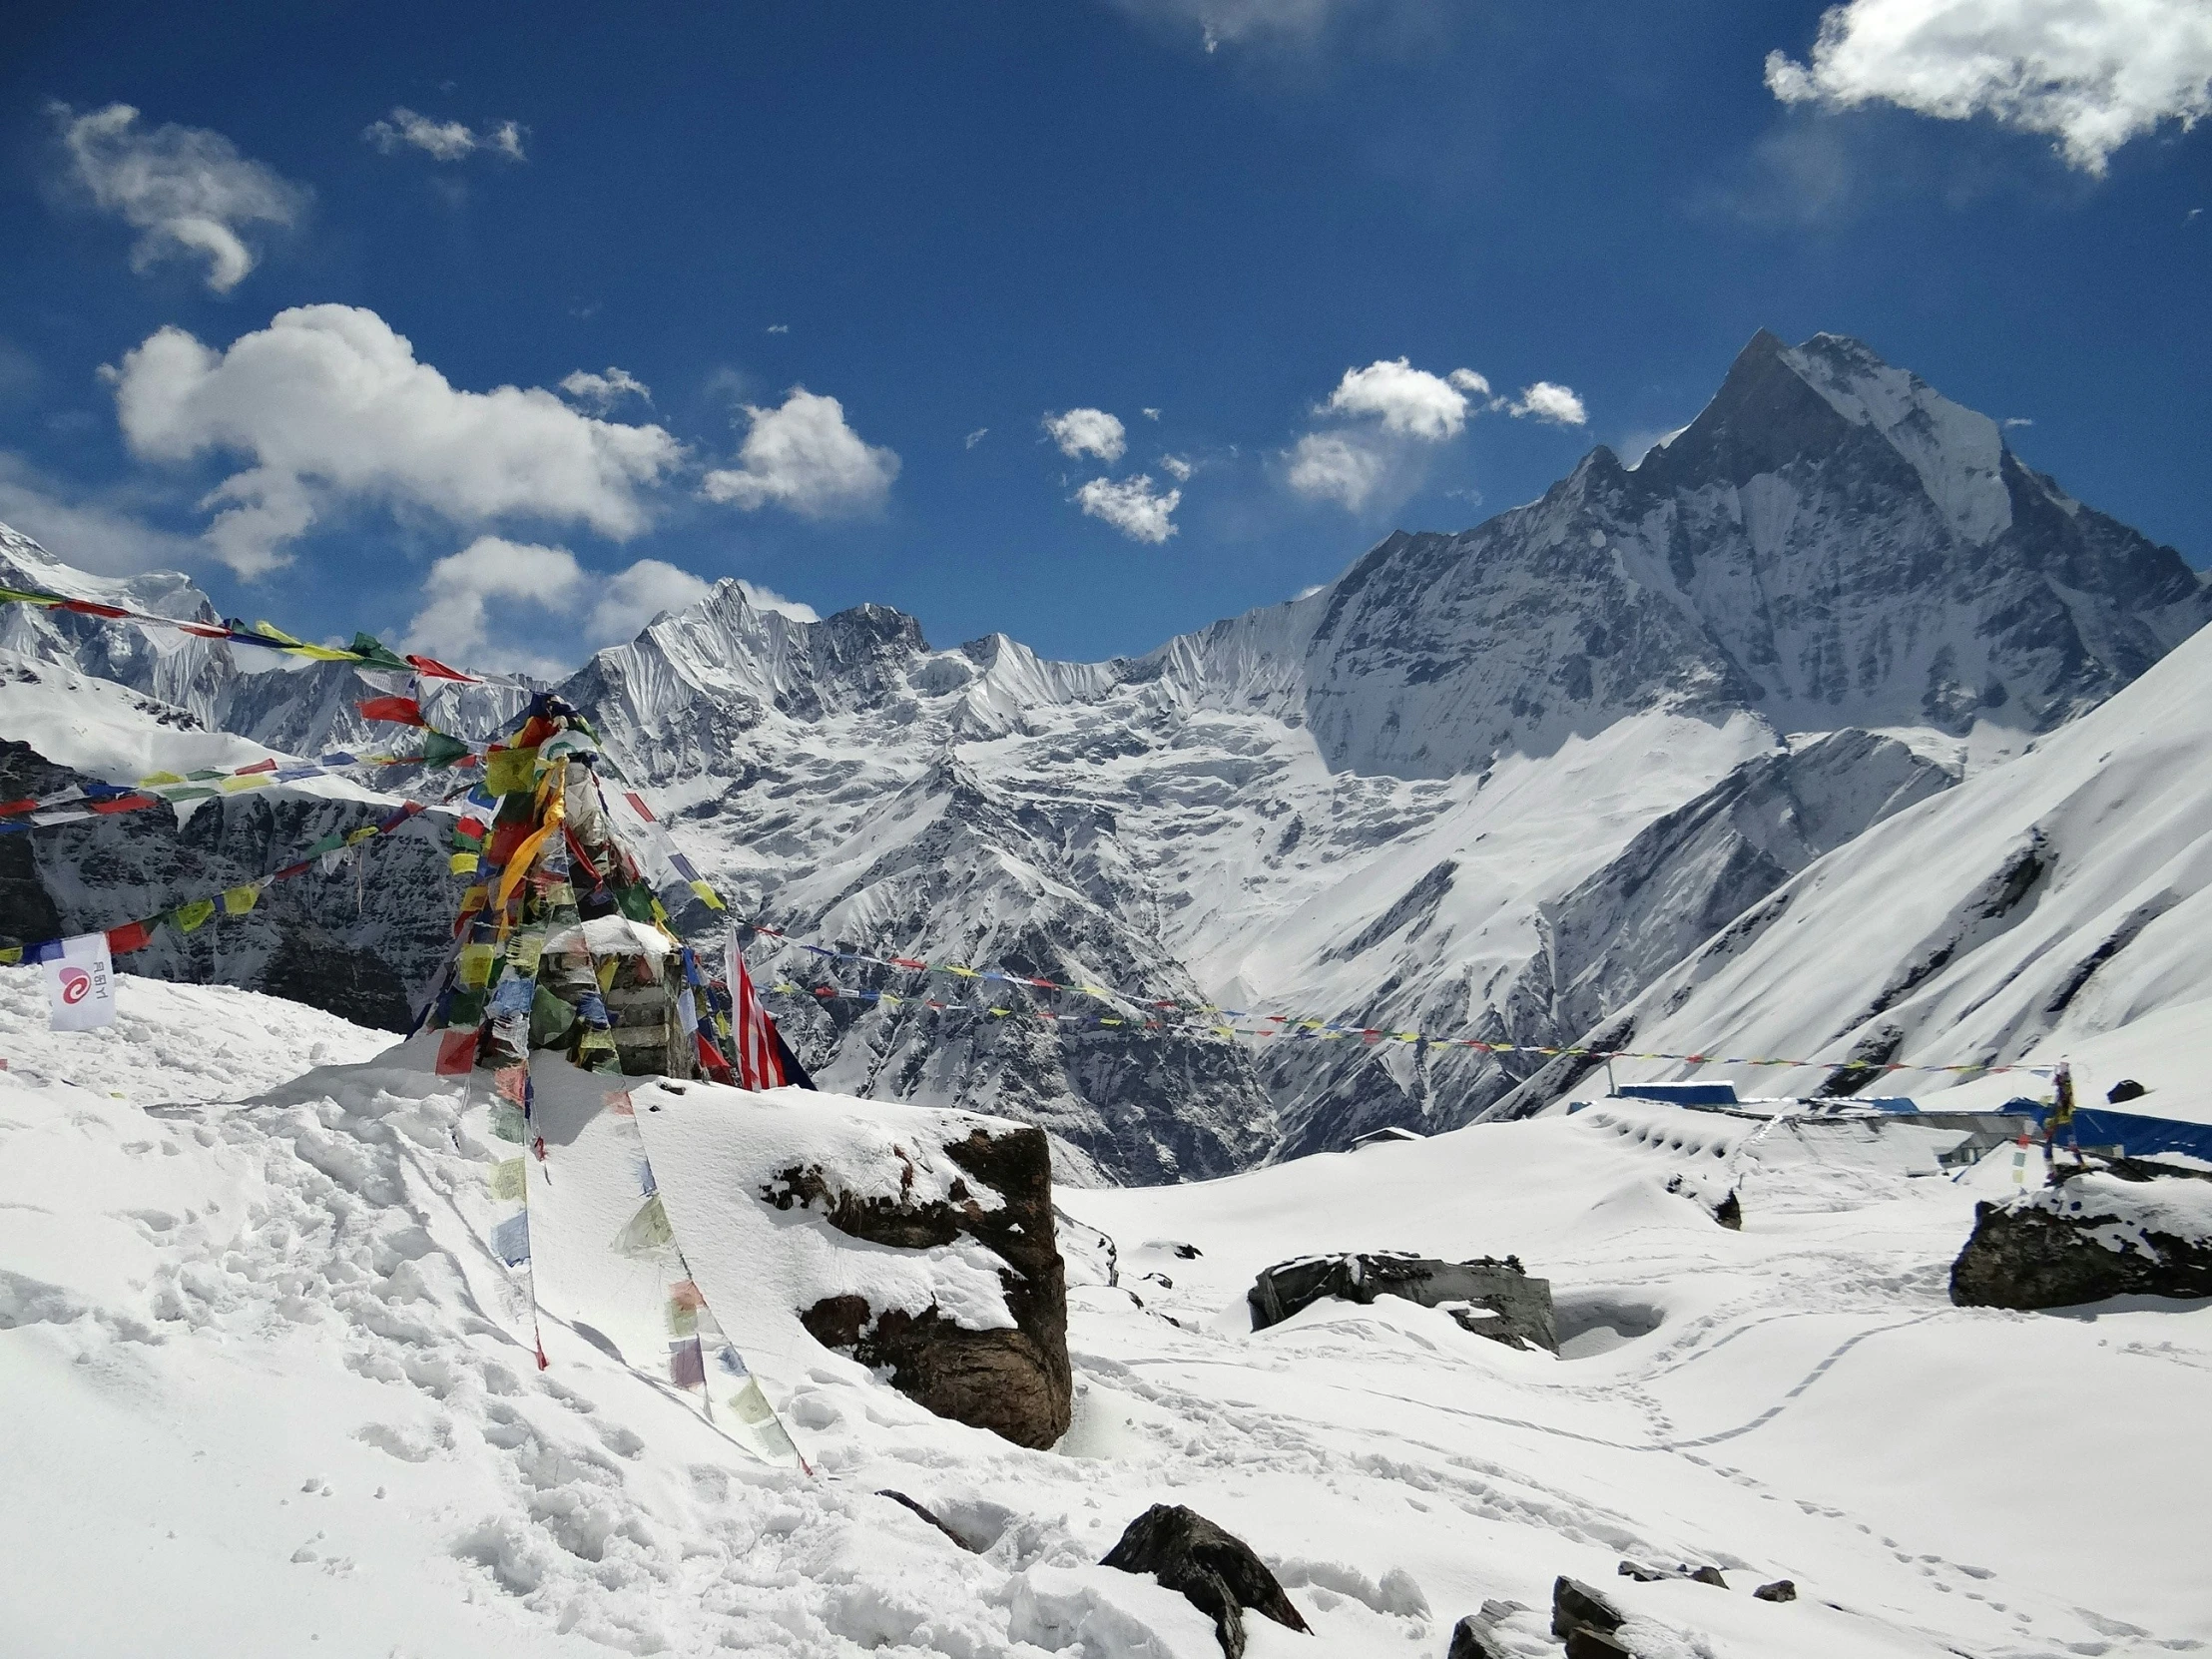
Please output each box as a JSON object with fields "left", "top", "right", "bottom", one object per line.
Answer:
{"left": 1551, "top": 1575, "right": 1625, "bottom": 1641}
{"left": 1445, "top": 1611, "right": 1511, "bottom": 1658}
{"left": 1099, "top": 1503, "right": 1310, "bottom": 1659}
{"left": 1248, "top": 1252, "right": 1557, "bottom": 1353}
{"left": 771, "top": 1115, "right": 1073, "bottom": 1447}
{"left": 1950, "top": 1165, "right": 2212, "bottom": 1310}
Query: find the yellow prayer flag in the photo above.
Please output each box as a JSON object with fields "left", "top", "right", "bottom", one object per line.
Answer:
{"left": 458, "top": 943, "right": 497, "bottom": 989}
{"left": 139, "top": 771, "right": 185, "bottom": 787}
{"left": 449, "top": 851, "right": 480, "bottom": 875}
{"left": 507, "top": 932, "right": 544, "bottom": 976}
{"left": 252, "top": 621, "right": 357, "bottom": 661}
{"left": 223, "top": 884, "right": 260, "bottom": 915}
{"left": 221, "top": 774, "right": 274, "bottom": 793}
{"left": 483, "top": 746, "right": 540, "bottom": 798}
{"left": 688, "top": 879, "right": 726, "bottom": 910}
{"left": 488, "top": 1158, "right": 526, "bottom": 1202}
{"left": 173, "top": 898, "right": 217, "bottom": 934}
{"left": 494, "top": 821, "right": 556, "bottom": 908}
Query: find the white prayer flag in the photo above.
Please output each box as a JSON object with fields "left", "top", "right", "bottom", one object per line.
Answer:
{"left": 43, "top": 933, "right": 118, "bottom": 1032}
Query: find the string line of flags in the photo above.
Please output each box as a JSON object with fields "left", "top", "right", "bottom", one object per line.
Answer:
{"left": 1, "top": 580, "right": 518, "bottom": 684}
{"left": 3, "top": 584, "right": 2049, "bottom": 1082}
{"left": 0, "top": 800, "right": 434, "bottom": 966}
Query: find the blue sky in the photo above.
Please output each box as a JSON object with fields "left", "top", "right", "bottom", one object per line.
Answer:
{"left": 3, "top": 1, "right": 2207, "bottom": 673}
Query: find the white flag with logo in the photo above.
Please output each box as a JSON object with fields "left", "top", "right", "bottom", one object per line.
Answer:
{"left": 43, "top": 933, "right": 118, "bottom": 1032}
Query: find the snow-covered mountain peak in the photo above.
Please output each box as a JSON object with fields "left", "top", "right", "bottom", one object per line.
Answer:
{"left": 1780, "top": 330, "right": 2012, "bottom": 545}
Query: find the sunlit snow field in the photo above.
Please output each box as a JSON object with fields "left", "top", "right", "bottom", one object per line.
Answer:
{"left": 2, "top": 968, "right": 2206, "bottom": 1658}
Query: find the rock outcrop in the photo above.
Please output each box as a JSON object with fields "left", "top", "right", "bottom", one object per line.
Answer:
{"left": 1248, "top": 1252, "right": 1557, "bottom": 1352}
{"left": 1100, "top": 1503, "right": 1310, "bottom": 1659}
{"left": 780, "top": 1121, "right": 1073, "bottom": 1447}
{"left": 1950, "top": 1165, "right": 2212, "bottom": 1309}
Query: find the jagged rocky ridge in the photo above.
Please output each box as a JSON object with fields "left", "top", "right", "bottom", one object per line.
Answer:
{"left": 3, "top": 332, "right": 2204, "bottom": 1176}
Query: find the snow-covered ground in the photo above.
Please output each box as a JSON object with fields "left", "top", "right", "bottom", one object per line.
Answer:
{"left": 5, "top": 975, "right": 2205, "bottom": 1657}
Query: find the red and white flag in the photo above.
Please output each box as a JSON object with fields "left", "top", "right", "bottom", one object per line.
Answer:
{"left": 727, "top": 928, "right": 787, "bottom": 1091}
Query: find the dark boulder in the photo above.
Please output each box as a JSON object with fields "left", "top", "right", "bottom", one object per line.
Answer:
{"left": 1445, "top": 1612, "right": 1511, "bottom": 1658}
{"left": 1100, "top": 1503, "right": 1309, "bottom": 1659}
{"left": 1686, "top": 1564, "right": 1727, "bottom": 1587}
{"left": 778, "top": 1123, "right": 1072, "bottom": 1447}
{"left": 1564, "top": 1630, "right": 1632, "bottom": 1658}
{"left": 1950, "top": 1168, "right": 2212, "bottom": 1310}
{"left": 1754, "top": 1578, "right": 1797, "bottom": 1603}
{"left": 1551, "top": 1576, "right": 1624, "bottom": 1640}
{"left": 1248, "top": 1252, "right": 1557, "bottom": 1353}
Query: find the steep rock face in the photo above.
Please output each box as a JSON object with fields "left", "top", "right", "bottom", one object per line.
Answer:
{"left": 0, "top": 735, "right": 453, "bottom": 1030}
{"left": 3, "top": 330, "right": 2203, "bottom": 1173}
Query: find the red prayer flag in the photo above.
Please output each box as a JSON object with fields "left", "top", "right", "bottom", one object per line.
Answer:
{"left": 729, "top": 944, "right": 788, "bottom": 1091}
{"left": 356, "top": 696, "right": 428, "bottom": 727}
{"left": 434, "top": 1029, "right": 480, "bottom": 1076}
{"left": 237, "top": 758, "right": 279, "bottom": 775}
{"left": 405, "top": 654, "right": 474, "bottom": 682}
{"left": 89, "top": 793, "right": 159, "bottom": 815}
{"left": 105, "top": 920, "right": 153, "bottom": 953}
{"left": 60, "top": 599, "right": 130, "bottom": 619}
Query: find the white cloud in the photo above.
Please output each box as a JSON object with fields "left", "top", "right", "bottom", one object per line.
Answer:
{"left": 1074, "top": 474, "right": 1181, "bottom": 543}
{"left": 2002, "top": 415, "right": 2034, "bottom": 428}
{"left": 1322, "top": 357, "right": 1485, "bottom": 440}
{"left": 0, "top": 455, "right": 202, "bottom": 576}
{"left": 1508, "top": 380, "right": 1589, "bottom": 426}
{"left": 586, "top": 558, "right": 714, "bottom": 643}
{"left": 1766, "top": 0, "right": 2212, "bottom": 175}
{"left": 736, "top": 580, "right": 820, "bottom": 623}
{"left": 401, "top": 538, "right": 720, "bottom": 676}
{"left": 105, "top": 304, "right": 683, "bottom": 576}
{"left": 559, "top": 365, "right": 653, "bottom": 412}
{"left": 766, "top": 323, "right": 791, "bottom": 334}
{"left": 404, "top": 537, "right": 584, "bottom": 674}
{"left": 363, "top": 108, "right": 528, "bottom": 163}
{"left": 1160, "top": 453, "right": 1193, "bottom": 481}
{"left": 51, "top": 103, "right": 308, "bottom": 293}
{"left": 1141, "top": 406, "right": 1163, "bottom": 420}
{"left": 1286, "top": 430, "right": 1392, "bottom": 509}
{"left": 964, "top": 426, "right": 990, "bottom": 449}
{"left": 701, "top": 387, "right": 900, "bottom": 518}
{"left": 1043, "top": 407, "right": 1128, "bottom": 462}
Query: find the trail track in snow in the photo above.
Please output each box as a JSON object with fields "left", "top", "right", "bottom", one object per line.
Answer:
{"left": 5, "top": 972, "right": 2208, "bottom": 1657}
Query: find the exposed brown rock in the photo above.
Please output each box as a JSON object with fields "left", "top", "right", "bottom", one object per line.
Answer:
{"left": 779, "top": 1124, "right": 1071, "bottom": 1448}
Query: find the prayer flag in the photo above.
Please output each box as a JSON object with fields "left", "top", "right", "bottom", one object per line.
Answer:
{"left": 726, "top": 929, "right": 788, "bottom": 1091}
{"left": 43, "top": 933, "right": 117, "bottom": 1032}
{"left": 356, "top": 696, "right": 427, "bottom": 727}
{"left": 173, "top": 898, "right": 217, "bottom": 933}
{"left": 435, "top": 1028, "right": 480, "bottom": 1076}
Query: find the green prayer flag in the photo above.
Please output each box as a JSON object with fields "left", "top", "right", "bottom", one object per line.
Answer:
{"left": 417, "top": 731, "right": 471, "bottom": 769}
{"left": 173, "top": 898, "right": 217, "bottom": 933}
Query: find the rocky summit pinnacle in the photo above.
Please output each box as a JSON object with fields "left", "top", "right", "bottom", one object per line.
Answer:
{"left": 4, "top": 333, "right": 2206, "bottom": 1181}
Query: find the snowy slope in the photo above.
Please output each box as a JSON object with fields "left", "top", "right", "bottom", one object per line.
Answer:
{"left": 4, "top": 977, "right": 2205, "bottom": 1657}
{"left": 1518, "top": 621, "right": 2212, "bottom": 1123}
